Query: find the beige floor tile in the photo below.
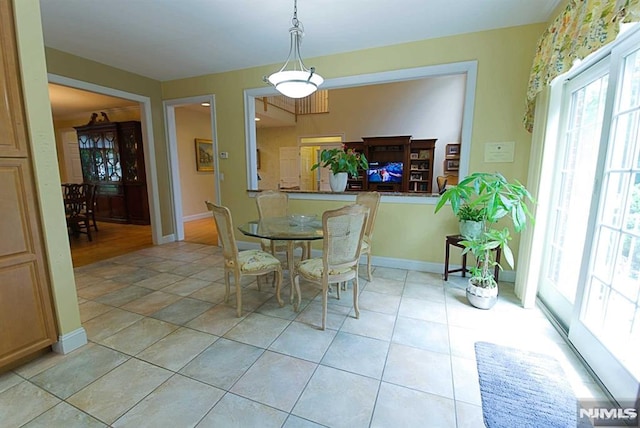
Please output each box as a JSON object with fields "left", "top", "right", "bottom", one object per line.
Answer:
{"left": 398, "top": 296, "right": 448, "bottom": 323}
{"left": 98, "top": 317, "right": 179, "bottom": 355}
{"left": 187, "top": 284, "right": 228, "bottom": 304}
{"left": 160, "top": 277, "right": 211, "bottom": 296}
{"left": 186, "top": 304, "right": 246, "bottom": 336}
{"left": 455, "top": 401, "right": 485, "bottom": 428}
{"left": 224, "top": 313, "right": 290, "bottom": 348}
{"left": 23, "top": 401, "right": 106, "bottom": 428}
{"left": 292, "top": 365, "right": 379, "bottom": 428}
{"left": 197, "top": 392, "right": 288, "bottom": 428}
{"left": 392, "top": 316, "right": 450, "bottom": 354}
{"left": 269, "top": 321, "right": 337, "bottom": 362}
{"left": 357, "top": 290, "right": 401, "bottom": 315}
{"left": 94, "top": 285, "right": 154, "bottom": 307}
{"left": 79, "top": 300, "right": 114, "bottom": 323}
{"left": 0, "top": 371, "right": 23, "bottom": 393}
{"left": 150, "top": 297, "right": 213, "bottom": 325}
{"left": 76, "top": 280, "right": 129, "bottom": 300}
{"left": 403, "top": 280, "right": 446, "bottom": 302}
{"left": 383, "top": 343, "right": 454, "bottom": 399}
{"left": 112, "top": 374, "right": 223, "bottom": 427}
{"left": 67, "top": 359, "right": 171, "bottom": 424}
{"left": 371, "top": 382, "right": 456, "bottom": 427}
{"left": 133, "top": 272, "right": 184, "bottom": 290}
{"left": 451, "top": 356, "right": 482, "bottom": 405}
{"left": 363, "top": 277, "right": 405, "bottom": 296}
{"left": 179, "top": 338, "right": 264, "bottom": 389}
{"left": 121, "top": 291, "right": 182, "bottom": 316}
{"left": 29, "top": 345, "right": 129, "bottom": 399}
{"left": 321, "top": 332, "right": 389, "bottom": 379}
{"left": 0, "top": 381, "right": 60, "bottom": 427}
{"left": 82, "top": 308, "right": 144, "bottom": 341}
{"left": 136, "top": 327, "right": 217, "bottom": 371}
{"left": 341, "top": 309, "right": 396, "bottom": 341}
{"left": 231, "top": 351, "right": 316, "bottom": 412}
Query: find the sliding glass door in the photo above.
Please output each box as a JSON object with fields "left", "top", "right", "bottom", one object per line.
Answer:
{"left": 570, "top": 35, "right": 640, "bottom": 401}
{"left": 538, "top": 61, "right": 609, "bottom": 328}
{"left": 540, "top": 28, "right": 640, "bottom": 403}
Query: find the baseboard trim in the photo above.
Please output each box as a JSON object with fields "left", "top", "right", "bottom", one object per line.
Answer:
{"left": 159, "top": 234, "right": 176, "bottom": 244}
{"left": 236, "top": 240, "right": 516, "bottom": 283}
{"left": 52, "top": 327, "right": 87, "bottom": 355}
{"left": 183, "top": 212, "right": 212, "bottom": 222}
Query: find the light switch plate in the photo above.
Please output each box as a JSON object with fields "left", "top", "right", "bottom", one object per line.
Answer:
{"left": 484, "top": 141, "right": 515, "bottom": 163}
{"left": 219, "top": 151, "right": 229, "bottom": 159}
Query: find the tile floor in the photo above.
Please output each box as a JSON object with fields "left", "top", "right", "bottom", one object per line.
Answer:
{"left": 0, "top": 242, "right": 607, "bottom": 427}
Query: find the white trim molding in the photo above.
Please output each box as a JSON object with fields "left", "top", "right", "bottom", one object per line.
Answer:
{"left": 52, "top": 327, "right": 87, "bottom": 354}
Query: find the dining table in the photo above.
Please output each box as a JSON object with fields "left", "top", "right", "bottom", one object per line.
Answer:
{"left": 237, "top": 216, "right": 323, "bottom": 304}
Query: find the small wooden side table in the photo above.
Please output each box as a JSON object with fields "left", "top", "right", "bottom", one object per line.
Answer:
{"left": 444, "top": 235, "right": 501, "bottom": 281}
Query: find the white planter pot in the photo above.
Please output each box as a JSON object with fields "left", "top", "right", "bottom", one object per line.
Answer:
{"left": 459, "top": 220, "right": 483, "bottom": 239}
{"left": 466, "top": 279, "right": 498, "bottom": 310}
{"left": 329, "top": 172, "right": 348, "bottom": 192}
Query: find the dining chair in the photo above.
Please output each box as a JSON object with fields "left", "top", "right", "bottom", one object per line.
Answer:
{"left": 63, "top": 183, "right": 93, "bottom": 241}
{"left": 293, "top": 204, "right": 368, "bottom": 330}
{"left": 255, "top": 190, "right": 310, "bottom": 260}
{"left": 205, "top": 201, "right": 283, "bottom": 317}
{"left": 83, "top": 183, "right": 99, "bottom": 231}
{"left": 356, "top": 191, "right": 381, "bottom": 281}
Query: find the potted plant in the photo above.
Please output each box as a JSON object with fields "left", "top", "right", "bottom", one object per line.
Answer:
{"left": 457, "top": 203, "right": 485, "bottom": 239}
{"left": 435, "top": 172, "right": 535, "bottom": 309}
{"left": 311, "top": 146, "right": 368, "bottom": 192}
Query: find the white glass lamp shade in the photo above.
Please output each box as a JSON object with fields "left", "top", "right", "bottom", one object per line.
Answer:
{"left": 267, "top": 70, "right": 324, "bottom": 98}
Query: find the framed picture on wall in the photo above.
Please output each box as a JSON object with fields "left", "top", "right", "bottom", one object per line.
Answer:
{"left": 195, "top": 138, "right": 214, "bottom": 172}
{"left": 444, "top": 159, "right": 460, "bottom": 171}
{"left": 446, "top": 143, "right": 460, "bottom": 158}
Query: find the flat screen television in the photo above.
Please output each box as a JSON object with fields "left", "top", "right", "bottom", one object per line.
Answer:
{"left": 367, "top": 161, "right": 403, "bottom": 183}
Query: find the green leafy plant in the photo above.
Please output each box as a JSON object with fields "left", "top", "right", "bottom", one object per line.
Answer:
{"left": 435, "top": 172, "right": 535, "bottom": 288}
{"left": 457, "top": 204, "right": 485, "bottom": 222}
{"left": 310, "top": 147, "right": 368, "bottom": 178}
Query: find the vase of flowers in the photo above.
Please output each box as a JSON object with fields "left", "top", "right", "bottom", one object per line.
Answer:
{"left": 311, "top": 146, "right": 368, "bottom": 192}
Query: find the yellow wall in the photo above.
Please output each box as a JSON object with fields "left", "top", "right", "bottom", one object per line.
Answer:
{"left": 174, "top": 106, "right": 216, "bottom": 217}
{"left": 162, "top": 23, "right": 545, "bottom": 265}
{"left": 12, "top": 0, "right": 81, "bottom": 335}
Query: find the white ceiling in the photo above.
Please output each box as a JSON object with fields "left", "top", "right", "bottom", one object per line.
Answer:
{"left": 42, "top": 0, "right": 559, "bottom": 116}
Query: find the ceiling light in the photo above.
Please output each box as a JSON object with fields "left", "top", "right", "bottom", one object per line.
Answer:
{"left": 254, "top": 117, "right": 261, "bottom": 121}
{"left": 201, "top": 102, "right": 210, "bottom": 107}
{"left": 264, "top": 0, "right": 323, "bottom": 99}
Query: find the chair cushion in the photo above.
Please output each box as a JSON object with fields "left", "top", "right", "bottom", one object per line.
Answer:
{"left": 238, "top": 249, "right": 281, "bottom": 272}
{"left": 297, "top": 258, "right": 353, "bottom": 280}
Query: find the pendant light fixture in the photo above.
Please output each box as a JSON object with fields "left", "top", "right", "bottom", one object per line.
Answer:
{"left": 264, "top": 0, "right": 323, "bottom": 98}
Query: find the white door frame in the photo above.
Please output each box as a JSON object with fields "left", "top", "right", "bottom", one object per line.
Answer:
{"left": 164, "top": 95, "right": 220, "bottom": 241}
{"left": 47, "top": 74, "right": 163, "bottom": 245}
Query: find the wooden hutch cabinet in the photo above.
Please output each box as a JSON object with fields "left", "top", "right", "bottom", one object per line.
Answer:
{"left": 74, "top": 117, "right": 150, "bottom": 224}
{"left": 344, "top": 136, "right": 437, "bottom": 193}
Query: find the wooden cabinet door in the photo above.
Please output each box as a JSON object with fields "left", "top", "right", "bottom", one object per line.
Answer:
{"left": 0, "top": 0, "right": 57, "bottom": 368}
{"left": 0, "top": 159, "right": 57, "bottom": 367}
{"left": 0, "top": 0, "right": 27, "bottom": 158}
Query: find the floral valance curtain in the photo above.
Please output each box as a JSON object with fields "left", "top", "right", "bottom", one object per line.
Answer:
{"left": 524, "top": 0, "right": 640, "bottom": 132}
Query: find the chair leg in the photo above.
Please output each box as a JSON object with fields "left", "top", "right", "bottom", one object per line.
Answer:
{"left": 275, "top": 268, "right": 283, "bottom": 307}
{"left": 92, "top": 213, "right": 98, "bottom": 231}
{"left": 321, "top": 283, "right": 328, "bottom": 331}
{"left": 293, "top": 274, "right": 302, "bottom": 312}
{"left": 85, "top": 219, "right": 92, "bottom": 242}
{"left": 224, "top": 271, "right": 231, "bottom": 303}
{"left": 366, "top": 253, "right": 373, "bottom": 281}
{"left": 234, "top": 271, "right": 242, "bottom": 317}
{"left": 353, "top": 275, "right": 360, "bottom": 319}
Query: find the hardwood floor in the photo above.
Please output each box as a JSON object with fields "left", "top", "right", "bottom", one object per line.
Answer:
{"left": 69, "top": 218, "right": 218, "bottom": 267}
